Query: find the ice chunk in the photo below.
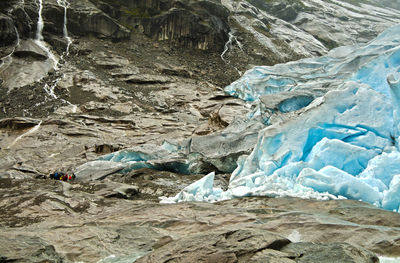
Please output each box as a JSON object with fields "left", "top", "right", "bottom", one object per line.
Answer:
{"left": 259, "top": 91, "right": 315, "bottom": 114}
{"left": 288, "top": 230, "right": 301, "bottom": 243}
{"left": 99, "top": 149, "right": 154, "bottom": 162}
{"left": 225, "top": 26, "right": 400, "bottom": 102}
{"left": 388, "top": 69, "right": 400, "bottom": 148}
{"left": 305, "top": 138, "right": 379, "bottom": 175}
{"left": 382, "top": 175, "right": 400, "bottom": 211}
{"left": 225, "top": 68, "right": 297, "bottom": 101}
{"left": 351, "top": 48, "right": 400, "bottom": 96}
{"left": 359, "top": 152, "right": 400, "bottom": 187}
{"left": 379, "top": 257, "right": 400, "bottom": 263}
{"left": 160, "top": 172, "right": 222, "bottom": 203}
{"left": 297, "top": 166, "right": 382, "bottom": 204}
{"left": 220, "top": 82, "right": 396, "bottom": 210}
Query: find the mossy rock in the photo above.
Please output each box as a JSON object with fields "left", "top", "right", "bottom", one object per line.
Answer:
{"left": 121, "top": 7, "right": 150, "bottom": 18}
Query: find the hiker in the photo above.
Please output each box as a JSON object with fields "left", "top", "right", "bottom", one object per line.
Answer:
{"left": 49, "top": 171, "right": 76, "bottom": 181}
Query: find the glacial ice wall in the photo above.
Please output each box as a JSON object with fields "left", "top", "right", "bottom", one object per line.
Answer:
{"left": 163, "top": 24, "right": 400, "bottom": 212}
{"left": 225, "top": 24, "right": 400, "bottom": 102}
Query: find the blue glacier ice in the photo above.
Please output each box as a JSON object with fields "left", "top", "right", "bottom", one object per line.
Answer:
{"left": 161, "top": 24, "right": 400, "bottom": 212}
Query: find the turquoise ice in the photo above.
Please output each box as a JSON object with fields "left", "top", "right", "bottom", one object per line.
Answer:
{"left": 162, "top": 24, "right": 400, "bottom": 212}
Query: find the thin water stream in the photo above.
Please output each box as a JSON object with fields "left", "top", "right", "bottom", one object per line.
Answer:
{"left": 57, "top": 0, "right": 72, "bottom": 56}
{"left": 220, "top": 31, "right": 243, "bottom": 75}
{"left": 6, "top": 121, "right": 42, "bottom": 149}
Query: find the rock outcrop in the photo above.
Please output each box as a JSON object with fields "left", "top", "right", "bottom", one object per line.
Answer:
{"left": 91, "top": 0, "right": 230, "bottom": 50}
{"left": 0, "top": 13, "right": 18, "bottom": 48}
{"left": 0, "top": 177, "right": 399, "bottom": 262}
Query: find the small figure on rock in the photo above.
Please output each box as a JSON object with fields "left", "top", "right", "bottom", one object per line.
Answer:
{"left": 49, "top": 171, "right": 76, "bottom": 181}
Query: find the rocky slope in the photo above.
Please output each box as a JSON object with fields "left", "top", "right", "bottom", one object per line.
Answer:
{"left": 1, "top": 0, "right": 400, "bottom": 262}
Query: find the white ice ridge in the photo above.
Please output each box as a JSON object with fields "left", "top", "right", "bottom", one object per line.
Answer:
{"left": 225, "top": 24, "right": 400, "bottom": 102}
{"left": 378, "top": 257, "right": 400, "bottom": 263}
{"left": 161, "top": 24, "right": 400, "bottom": 212}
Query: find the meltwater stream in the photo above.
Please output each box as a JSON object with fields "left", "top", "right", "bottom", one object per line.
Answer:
{"left": 220, "top": 31, "right": 243, "bottom": 76}
{"left": 32, "top": 0, "right": 76, "bottom": 111}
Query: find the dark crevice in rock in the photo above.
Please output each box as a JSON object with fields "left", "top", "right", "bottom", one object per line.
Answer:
{"left": 266, "top": 238, "right": 292, "bottom": 251}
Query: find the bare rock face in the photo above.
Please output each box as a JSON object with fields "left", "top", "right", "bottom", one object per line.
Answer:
{"left": 0, "top": 177, "right": 398, "bottom": 262}
{"left": 247, "top": 0, "right": 304, "bottom": 22}
{"left": 280, "top": 242, "right": 379, "bottom": 263}
{"left": 92, "top": 0, "right": 230, "bottom": 51}
{"left": 0, "top": 13, "right": 18, "bottom": 49}
{"left": 0, "top": 235, "right": 64, "bottom": 262}
{"left": 219, "top": 0, "right": 400, "bottom": 68}
{"left": 37, "top": 0, "right": 131, "bottom": 41}
{"left": 67, "top": 4, "right": 130, "bottom": 40}
{"left": 136, "top": 228, "right": 378, "bottom": 263}
{"left": 136, "top": 228, "right": 292, "bottom": 263}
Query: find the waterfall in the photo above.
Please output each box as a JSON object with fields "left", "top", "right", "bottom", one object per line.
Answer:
{"left": 57, "top": 0, "right": 72, "bottom": 56}
{"left": 32, "top": 0, "right": 76, "bottom": 111}
{"left": 35, "top": 0, "right": 58, "bottom": 69}
{"left": 36, "top": 0, "right": 44, "bottom": 41}
{"left": 220, "top": 32, "right": 243, "bottom": 62}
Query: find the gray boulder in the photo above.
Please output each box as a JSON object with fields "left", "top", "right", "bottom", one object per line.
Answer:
{"left": 75, "top": 160, "right": 125, "bottom": 181}
{"left": 14, "top": 39, "right": 48, "bottom": 60}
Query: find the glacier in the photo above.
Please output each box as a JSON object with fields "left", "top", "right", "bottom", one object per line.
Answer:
{"left": 76, "top": 24, "right": 400, "bottom": 212}
{"left": 161, "top": 24, "right": 400, "bottom": 212}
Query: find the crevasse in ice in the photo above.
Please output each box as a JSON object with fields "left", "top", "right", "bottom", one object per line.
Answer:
{"left": 162, "top": 24, "right": 400, "bottom": 212}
